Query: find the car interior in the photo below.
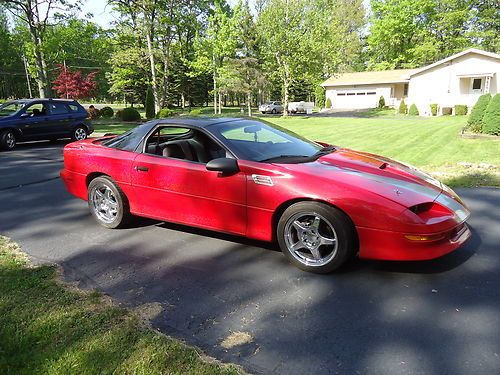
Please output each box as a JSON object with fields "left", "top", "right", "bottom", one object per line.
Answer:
{"left": 144, "top": 126, "right": 228, "bottom": 164}
{"left": 26, "top": 104, "right": 48, "bottom": 116}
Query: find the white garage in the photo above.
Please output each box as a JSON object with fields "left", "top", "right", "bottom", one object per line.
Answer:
{"left": 321, "top": 70, "right": 413, "bottom": 110}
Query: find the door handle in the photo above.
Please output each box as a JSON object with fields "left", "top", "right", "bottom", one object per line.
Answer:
{"left": 135, "top": 166, "right": 149, "bottom": 172}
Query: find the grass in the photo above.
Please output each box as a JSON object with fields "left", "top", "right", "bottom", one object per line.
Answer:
{"left": 0, "top": 236, "right": 243, "bottom": 375}
{"left": 91, "top": 108, "right": 499, "bottom": 187}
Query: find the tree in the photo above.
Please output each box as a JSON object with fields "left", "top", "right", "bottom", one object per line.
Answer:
{"left": 145, "top": 87, "right": 155, "bottom": 118}
{"left": 1, "top": 0, "right": 81, "bottom": 97}
{"left": 468, "top": 93, "right": 491, "bottom": 131}
{"left": 52, "top": 64, "right": 97, "bottom": 99}
{"left": 481, "top": 93, "right": 500, "bottom": 135}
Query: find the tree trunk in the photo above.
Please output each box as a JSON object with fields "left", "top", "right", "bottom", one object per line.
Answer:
{"left": 247, "top": 92, "right": 252, "bottom": 117}
{"left": 29, "top": 26, "right": 48, "bottom": 98}
{"left": 213, "top": 69, "right": 217, "bottom": 114}
{"left": 218, "top": 92, "right": 222, "bottom": 114}
{"left": 146, "top": 31, "right": 160, "bottom": 113}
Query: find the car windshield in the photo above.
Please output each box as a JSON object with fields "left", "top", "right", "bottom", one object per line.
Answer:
{"left": 0, "top": 101, "right": 25, "bottom": 117}
{"left": 208, "top": 120, "right": 324, "bottom": 163}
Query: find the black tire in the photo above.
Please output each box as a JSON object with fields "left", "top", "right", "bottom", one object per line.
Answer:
{"left": 0, "top": 129, "right": 16, "bottom": 151}
{"left": 271, "top": 108, "right": 277, "bottom": 114}
{"left": 72, "top": 126, "right": 88, "bottom": 141}
{"left": 88, "top": 176, "right": 131, "bottom": 229}
{"left": 277, "top": 202, "right": 357, "bottom": 273}
{"left": 261, "top": 111, "right": 266, "bottom": 114}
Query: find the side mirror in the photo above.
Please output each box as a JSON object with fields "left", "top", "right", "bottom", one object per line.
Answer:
{"left": 206, "top": 158, "right": 239, "bottom": 175}
{"left": 20, "top": 113, "right": 30, "bottom": 118}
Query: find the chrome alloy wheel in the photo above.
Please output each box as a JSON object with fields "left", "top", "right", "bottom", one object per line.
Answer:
{"left": 284, "top": 212, "right": 338, "bottom": 267}
{"left": 6, "top": 132, "right": 15, "bottom": 149}
{"left": 90, "top": 184, "right": 119, "bottom": 224}
{"left": 74, "top": 127, "right": 87, "bottom": 141}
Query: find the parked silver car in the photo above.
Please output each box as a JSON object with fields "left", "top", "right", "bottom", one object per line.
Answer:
{"left": 259, "top": 101, "right": 284, "bottom": 114}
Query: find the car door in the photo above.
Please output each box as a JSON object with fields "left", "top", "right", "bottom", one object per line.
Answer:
{"left": 130, "top": 127, "right": 247, "bottom": 235}
{"left": 46, "top": 102, "right": 73, "bottom": 136}
{"left": 16, "top": 102, "right": 52, "bottom": 140}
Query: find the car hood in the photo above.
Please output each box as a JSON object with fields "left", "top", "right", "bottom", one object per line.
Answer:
{"left": 277, "top": 148, "right": 447, "bottom": 208}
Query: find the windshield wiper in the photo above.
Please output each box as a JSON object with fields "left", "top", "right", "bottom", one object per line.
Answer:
{"left": 311, "top": 145, "right": 336, "bottom": 159}
{"left": 259, "top": 155, "right": 310, "bottom": 163}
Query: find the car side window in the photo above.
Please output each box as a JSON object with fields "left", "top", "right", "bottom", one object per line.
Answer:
{"left": 68, "top": 104, "right": 80, "bottom": 112}
{"left": 24, "top": 103, "right": 48, "bottom": 117}
{"left": 144, "top": 126, "right": 227, "bottom": 163}
{"left": 49, "top": 103, "right": 70, "bottom": 115}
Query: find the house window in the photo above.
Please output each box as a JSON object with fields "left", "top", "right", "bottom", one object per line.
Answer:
{"left": 403, "top": 84, "right": 409, "bottom": 96}
{"left": 472, "top": 78, "right": 482, "bottom": 90}
{"left": 337, "top": 93, "right": 346, "bottom": 96}
{"left": 366, "top": 92, "right": 376, "bottom": 95}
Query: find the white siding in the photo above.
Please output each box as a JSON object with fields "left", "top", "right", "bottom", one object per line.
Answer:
{"left": 325, "top": 84, "right": 393, "bottom": 110}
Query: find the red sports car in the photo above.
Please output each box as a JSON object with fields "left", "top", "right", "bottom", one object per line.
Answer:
{"left": 61, "top": 118, "right": 471, "bottom": 273}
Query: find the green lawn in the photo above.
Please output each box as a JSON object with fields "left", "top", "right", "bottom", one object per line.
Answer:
{"left": 92, "top": 111, "right": 500, "bottom": 187}
{"left": 0, "top": 236, "right": 243, "bottom": 375}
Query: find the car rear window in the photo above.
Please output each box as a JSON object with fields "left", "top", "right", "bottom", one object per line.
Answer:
{"left": 49, "top": 102, "right": 70, "bottom": 115}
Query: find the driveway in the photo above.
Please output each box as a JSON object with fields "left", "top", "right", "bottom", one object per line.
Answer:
{"left": 1, "top": 142, "right": 499, "bottom": 375}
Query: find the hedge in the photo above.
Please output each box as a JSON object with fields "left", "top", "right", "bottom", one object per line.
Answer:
{"left": 156, "top": 108, "right": 174, "bottom": 118}
{"left": 455, "top": 105, "right": 467, "bottom": 116}
{"left": 467, "top": 93, "right": 491, "bottom": 131}
{"left": 120, "top": 107, "right": 141, "bottom": 121}
{"left": 430, "top": 103, "right": 438, "bottom": 116}
{"left": 408, "top": 103, "right": 419, "bottom": 116}
{"left": 325, "top": 98, "right": 332, "bottom": 109}
{"left": 482, "top": 93, "right": 500, "bottom": 135}
{"left": 100, "top": 106, "right": 114, "bottom": 118}
{"left": 442, "top": 107, "right": 452, "bottom": 116}
{"left": 398, "top": 99, "right": 407, "bottom": 114}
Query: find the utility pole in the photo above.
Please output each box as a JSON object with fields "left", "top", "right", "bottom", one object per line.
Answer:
{"left": 22, "top": 54, "right": 33, "bottom": 98}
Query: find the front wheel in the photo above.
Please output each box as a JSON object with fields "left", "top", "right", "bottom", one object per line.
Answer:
{"left": 88, "top": 176, "right": 131, "bottom": 229}
{"left": 271, "top": 108, "right": 277, "bottom": 114}
{"left": 72, "top": 126, "right": 88, "bottom": 141}
{"left": 277, "top": 202, "right": 357, "bottom": 273}
{"left": 0, "top": 130, "right": 16, "bottom": 151}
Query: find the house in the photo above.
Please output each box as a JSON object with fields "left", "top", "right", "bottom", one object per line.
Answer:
{"left": 321, "top": 48, "right": 500, "bottom": 115}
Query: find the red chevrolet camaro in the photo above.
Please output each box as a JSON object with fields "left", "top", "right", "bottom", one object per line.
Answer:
{"left": 61, "top": 117, "right": 471, "bottom": 273}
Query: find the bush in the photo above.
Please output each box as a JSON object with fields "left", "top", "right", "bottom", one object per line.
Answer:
{"left": 156, "top": 108, "right": 174, "bottom": 118}
{"left": 430, "top": 103, "right": 438, "bottom": 116}
{"left": 145, "top": 88, "right": 155, "bottom": 119}
{"left": 314, "top": 85, "right": 325, "bottom": 108}
{"left": 442, "top": 107, "right": 452, "bottom": 115}
{"left": 398, "top": 99, "right": 407, "bottom": 114}
{"left": 100, "top": 106, "right": 114, "bottom": 118}
{"left": 482, "top": 93, "right": 500, "bottom": 135}
{"left": 408, "top": 103, "right": 419, "bottom": 116}
{"left": 189, "top": 108, "right": 203, "bottom": 116}
{"left": 378, "top": 96, "right": 385, "bottom": 108}
{"left": 455, "top": 105, "right": 467, "bottom": 116}
{"left": 468, "top": 93, "right": 491, "bottom": 129}
{"left": 325, "top": 97, "right": 332, "bottom": 109}
{"left": 115, "top": 109, "right": 123, "bottom": 119}
{"left": 120, "top": 107, "right": 141, "bottom": 121}
{"left": 87, "top": 106, "right": 100, "bottom": 119}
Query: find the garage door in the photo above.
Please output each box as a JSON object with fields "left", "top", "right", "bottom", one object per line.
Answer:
{"left": 333, "top": 90, "right": 378, "bottom": 109}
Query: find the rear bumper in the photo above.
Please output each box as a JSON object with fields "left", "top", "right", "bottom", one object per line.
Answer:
{"left": 60, "top": 169, "right": 88, "bottom": 201}
{"left": 357, "top": 222, "right": 471, "bottom": 261}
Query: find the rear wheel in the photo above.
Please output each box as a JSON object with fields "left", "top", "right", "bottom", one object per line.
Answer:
{"left": 277, "top": 202, "right": 357, "bottom": 273}
{"left": 271, "top": 108, "right": 277, "bottom": 114}
{"left": 0, "top": 130, "right": 16, "bottom": 151}
{"left": 88, "top": 176, "right": 131, "bottom": 229}
{"left": 72, "top": 126, "right": 88, "bottom": 141}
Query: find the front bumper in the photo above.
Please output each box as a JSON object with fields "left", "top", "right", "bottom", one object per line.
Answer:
{"left": 356, "top": 222, "right": 471, "bottom": 261}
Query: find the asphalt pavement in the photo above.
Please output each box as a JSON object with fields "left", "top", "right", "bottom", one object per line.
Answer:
{"left": 0, "top": 141, "right": 499, "bottom": 375}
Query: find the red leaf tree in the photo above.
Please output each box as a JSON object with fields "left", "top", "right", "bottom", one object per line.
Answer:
{"left": 52, "top": 64, "right": 98, "bottom": 99}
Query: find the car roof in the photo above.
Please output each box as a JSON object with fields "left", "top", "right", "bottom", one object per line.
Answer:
{"left": 7, "top": 98, "right": 78, "bottom": 104}
{"left": 156, "top": 117, "right": 247, "bottom": 129}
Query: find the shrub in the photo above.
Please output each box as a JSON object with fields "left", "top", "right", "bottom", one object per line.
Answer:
{"left": 120, "top": 107, "right": 141, "bottom": 121}
{"left": 145, "top": 88, "right": 155, "bottom": 119}
{"left": 156, "top": 108, "right": 174, "bottom": 118}
{"left": 189, "top": 108, "right": 203, "bottom": 116}
{"left": 398, "top": 99, "right": 407, "bottom": 114}
{"left": 482, "top": 93, "right": 500, "bottom": 135}
{"left": 378, "top": 96, "right": 385, "bottom": 108}
{"left": 100, "top": 106, "right": 114, "bottom": 118}
{"left": 408, "top": 103, "right": 419, "bottom": 116}
{"left": 455, "top": 105, "right": 467, "bottom": 116}
{"left": 468, "top": 93, "right": 491, "bottom": 129}
{"left": 325, "top": 97, "right": 332, "bottom": 109}
{"left": 87, "top": 106, "right": 100, "bottom": 119}
{"left": 314, "top": 85, "right": 325, "bottom": 108}
{"left": 442, "top": 107, "right": 452, "bottom": 115}
{"left": 430, "top": 103, "right": 438, "bottom": 116}
{"left": 114, "top": 109, "right": 123, "bottom": 119}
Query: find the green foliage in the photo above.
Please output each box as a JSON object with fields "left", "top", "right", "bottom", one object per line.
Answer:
{"left": 325, "top": 97, "right": 332, "bottom": 109}
{"left": 467, "top": 93, "right": 491, "bottom": 130}
{"left": 398, "top": 99, "right": 408, "bottom": 114}
{"left": 314, "top": 85, "right": 325, "bottom": 108}
{"left": 115, "top": 109, "right": 123, "bottom": 119}
{"left": 454, "top": 105, "right": 467, "bottom": 116}
{"left": 408, "top": 103, "right": 419, "bottom": 116}
{"left": 442, "top": 107, "right": 452, "bottom": 115}
{"left": 145, "top": 88, "right": 155, "bottom": 119}
{"left": 156, "top": 108, "right": 174, "bottom": 118}
{"left": 120, "top": 107, "right": 141, "bottom": 121}
{"left": 189, "top": 108, "right": 203, "bottom": 116}
{"left": 482, "top": 94, "right": 500, "bottom": 135}
{"left": 430, "top": 103, "right": 438, "bottom": 116}
{"left": 100, "top": 106, "right": 114, "bottom": 118}
{"left": 378, "top": 96, "right": 385, "bottom": 108}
